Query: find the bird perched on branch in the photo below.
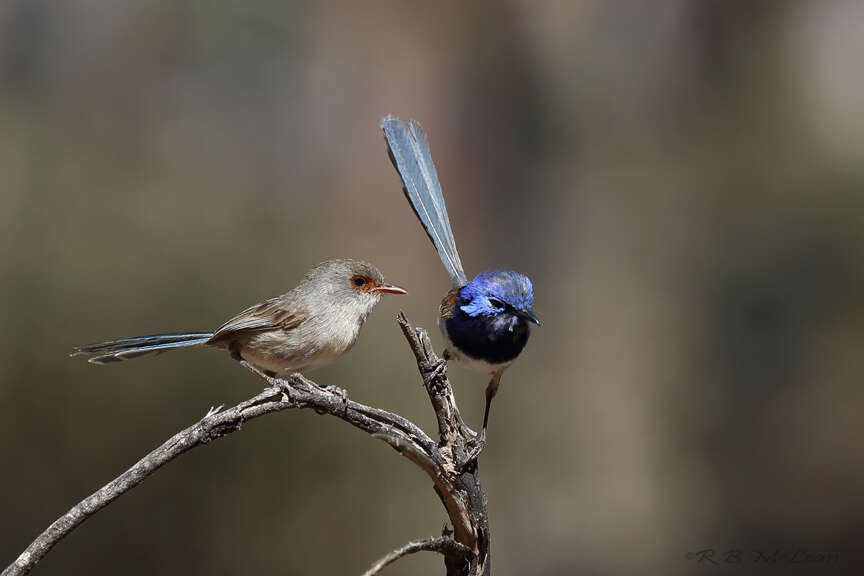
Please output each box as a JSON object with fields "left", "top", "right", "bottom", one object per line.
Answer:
{"left": 381, "top": 116, "right": 539, "bottom": 458}
{"left": 72, "top": 259, "right": 406, "bottom": 376}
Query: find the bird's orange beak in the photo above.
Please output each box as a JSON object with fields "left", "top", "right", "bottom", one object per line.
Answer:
{"left": 373, "top": 283, "right": 407, "bottom": 295}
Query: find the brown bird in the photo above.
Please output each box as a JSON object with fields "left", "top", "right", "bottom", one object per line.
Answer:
{"left": 72, "top": 259, "right": 407, "bottom": 376}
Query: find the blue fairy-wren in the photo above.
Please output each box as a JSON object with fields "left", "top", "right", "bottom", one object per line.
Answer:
{"left": 381, "top": 116, "right": 539, "bottom": 454}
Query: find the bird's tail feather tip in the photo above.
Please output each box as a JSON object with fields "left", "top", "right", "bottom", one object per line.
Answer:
{"left": 70, "top": 332, "right": 212, "bottom": 364}
{"left": 380, "top": 115, "right": 467, "bottom": 287}
{"left": 380, "top": 114, "right": 402, "bottom": 129}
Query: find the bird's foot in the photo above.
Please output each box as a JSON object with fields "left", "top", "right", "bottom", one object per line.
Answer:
{"left": 419, "top": 357, "right": 448, "bottom": 388}
{"left": 458, "top": 428, "right": 487, "bottom": 472}
{"left": 325, "top": 384, "right": 348, "bottom": 399}
{"left": 325, "top": 385, "right": 349, "bottom": 414}
{"left": 237, "top": 361, "right": 292, "bottom": 403}
{"left": 204, "top": 404, "right": 224, "bottom": 418}
{"left": 459, "top": 422, "right": 479, "bottom": 440}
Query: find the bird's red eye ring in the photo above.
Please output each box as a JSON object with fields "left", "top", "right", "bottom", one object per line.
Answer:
{"left": 352, "top": 275, "right": 367, "bottom": 287}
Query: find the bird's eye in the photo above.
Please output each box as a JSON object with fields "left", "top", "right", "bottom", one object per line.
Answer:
{"left": 488, "top": 298, "right": 505, "bottom": 309}
{"left": 352, "top": 275, "right": 367, "bottom": 287}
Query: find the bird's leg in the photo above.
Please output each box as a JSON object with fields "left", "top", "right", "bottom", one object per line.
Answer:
{"left": 237, "top": 358, "right": 274, "bottom": 384}
{"left": 236, "top": 358, "right": 292, "bottom": 403}
{"left": 459, "top": 372, "right": 501, "bottom": 470}
{"left": 231, "top": 345, "right": 279, "bottom": 384}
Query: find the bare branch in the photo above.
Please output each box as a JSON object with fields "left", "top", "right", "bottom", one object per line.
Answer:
{"left": 397, "top": 313, "right": 470, "bottom": 445}
{"left": 2, "top": 384, "right": 295, "bottom": 576}
{"left": 361, "top": 537, "right": 473, "bottom": 576}
{"left": 2, "top": 375, "right": 433, "bottom": 575}
{"left": 2, "top": 314, "right": 491, "bottom": 576}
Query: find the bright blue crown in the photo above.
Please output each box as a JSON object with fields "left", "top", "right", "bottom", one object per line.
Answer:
{"left": 459, "top": 270, "right": 534, "bottom": 317}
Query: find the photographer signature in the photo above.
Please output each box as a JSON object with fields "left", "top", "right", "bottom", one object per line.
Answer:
{"left": 686, "top": 548, "right": 839, "bottom": 566}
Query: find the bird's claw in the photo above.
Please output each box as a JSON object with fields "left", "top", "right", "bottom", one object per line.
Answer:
{"left": 326, "top": 385, "right": 349, "bottom": 413}
{"left": 325, "top": 384, "right": 348, "bottom": 398}
{"left": 204, "top": 404, "right": 224, "bottom": 418}
{"left": 459, "top": 423, "right": 479, "bottom": 441}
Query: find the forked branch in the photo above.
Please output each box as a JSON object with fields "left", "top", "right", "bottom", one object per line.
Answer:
{"left": 1, "top": 314, "right": 490, "bottom": 576}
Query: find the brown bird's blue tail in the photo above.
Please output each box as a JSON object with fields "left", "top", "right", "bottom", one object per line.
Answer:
{"left": 71, "top": 333, "right": 212, "bottom": 365}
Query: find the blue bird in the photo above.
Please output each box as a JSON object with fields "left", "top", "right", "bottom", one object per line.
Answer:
{"left": 381, "top": 116, "right": 539, "bottom": 457}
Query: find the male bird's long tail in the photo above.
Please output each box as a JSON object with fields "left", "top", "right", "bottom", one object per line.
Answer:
{"left": 381, "top": 116, "right": 468, "bottom": 287}
{"left": 71, "top": 333, "right": 213, "bottom": 365}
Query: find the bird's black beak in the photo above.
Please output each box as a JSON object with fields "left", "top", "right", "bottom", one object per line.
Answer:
{"left": 517, "top": 309, "right": 540, "bottom": 325}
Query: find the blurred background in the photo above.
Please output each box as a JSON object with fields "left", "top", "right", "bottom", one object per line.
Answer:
{"left": 2, "top": 1, "right": 863, "bottom": 575}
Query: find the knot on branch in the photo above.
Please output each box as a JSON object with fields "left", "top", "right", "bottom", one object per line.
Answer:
{"left": 202, "top": 420, "right": 242, "bottom": 442}
{"left": 419, "top": 357, "right": 449, "bottom": 393}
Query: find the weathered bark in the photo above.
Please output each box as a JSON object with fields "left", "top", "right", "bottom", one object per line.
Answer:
{"left": 2, "top": 314, "right": 489, "bottom": 576}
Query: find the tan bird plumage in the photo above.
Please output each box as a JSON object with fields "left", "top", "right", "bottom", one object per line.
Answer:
{"left": 72, "top": 259, "right": 406, "bottom": 376}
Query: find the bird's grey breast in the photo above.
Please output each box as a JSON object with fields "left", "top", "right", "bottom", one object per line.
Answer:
{"left": 231, "top": 283, "right": 366, "bottom": 374}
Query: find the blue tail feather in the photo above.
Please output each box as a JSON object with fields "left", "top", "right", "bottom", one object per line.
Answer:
{"left": 71, "top": 332, "right": 213, "bottom": 365}
{"left": 381, "top": 116, "right": 468, "bottom": 287}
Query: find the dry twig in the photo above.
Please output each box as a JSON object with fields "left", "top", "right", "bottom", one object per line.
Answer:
{"left": 361, "top": 537, "right": 473, "bottom": 576}
{"left": 1, "top": 314, "right": 490, "bottom": 576}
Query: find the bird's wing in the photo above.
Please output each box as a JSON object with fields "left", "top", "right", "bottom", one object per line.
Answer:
{"left": 208, "top": 296, "right": 305, "bottom": 345}
{"left": 381, "top": 115, "right": 468, "bottom": 287}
